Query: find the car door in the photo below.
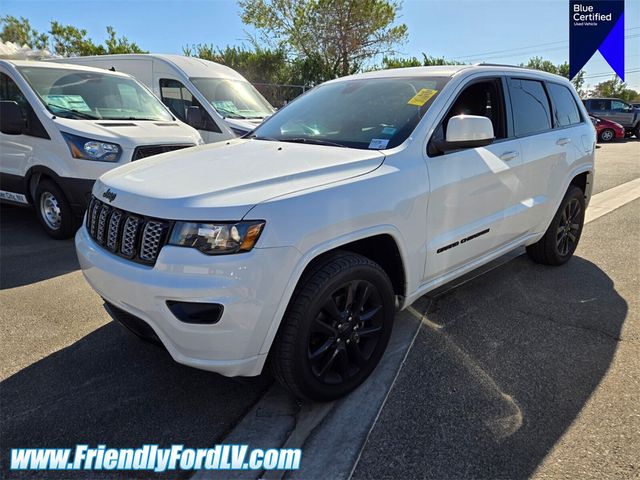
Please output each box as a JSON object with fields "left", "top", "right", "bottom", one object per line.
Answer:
{"left": 157, "top": 78, "right": 225, "bottom": 143}
{"left": 0, "top": 71, "right": 50, "bottom": 203}
{"left": 424, "top": 76, "right": 523, "bottom": 281}
{"left": 506, "top": 78, "right": 580, "bottom": 235}
{"left": 609, "top": 99, "right": 634, "bottom": 127}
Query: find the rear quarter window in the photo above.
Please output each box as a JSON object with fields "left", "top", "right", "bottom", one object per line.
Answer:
{"left": 547, "top": 83, "right": 582, "bottom": 127}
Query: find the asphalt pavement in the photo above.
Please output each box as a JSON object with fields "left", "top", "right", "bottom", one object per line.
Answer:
{"left": 1, "top": 139, "right": 638, "bottom": 480}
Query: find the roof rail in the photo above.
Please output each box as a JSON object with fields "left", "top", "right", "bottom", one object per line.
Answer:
{"left": 473, "top": 62, "right": 529, "bottom": 69}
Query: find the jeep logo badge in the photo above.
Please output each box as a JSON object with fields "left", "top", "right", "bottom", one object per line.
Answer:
{"left": 102, "top": 189, "right": 117, "bottom": 203}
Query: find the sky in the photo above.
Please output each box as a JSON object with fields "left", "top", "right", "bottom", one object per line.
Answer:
{"left": 2, "top": 0, "right": 640, "bottom": 90}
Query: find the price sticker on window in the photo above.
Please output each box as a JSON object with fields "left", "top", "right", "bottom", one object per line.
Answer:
{"left": 407, "top": 88, "right": 438, "bottom": 107}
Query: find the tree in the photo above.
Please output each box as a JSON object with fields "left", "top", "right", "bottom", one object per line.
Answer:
{"left": 591, "top": 76, "right": 639, "bottom": 102}
{"left": 379, "top": 53, "right": 463, "bottom": 70}
{"left": 0, "top": 15, "right": 48, "bottom": 50}
{"left": 239, "top": 0, "right": 408, "bottom": 78}
{"left": 522, "top": 57, "right": 586, "bottom": 97}
{"left": 1, "top": 16, "right": 146, "bottom": 56}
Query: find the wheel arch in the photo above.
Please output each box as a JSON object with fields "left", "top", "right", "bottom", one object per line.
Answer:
{"left": 257, "top": 227, "right": 410, "bottom": 359}
{"left": 24, "top": 166, "right": 63, "bottom": 204}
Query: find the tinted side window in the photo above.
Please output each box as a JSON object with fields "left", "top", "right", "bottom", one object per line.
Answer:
{"left": 0, "top": 73, "right": 49, "bottom": 139}
{"left": 611, "top": 100, "right": 629, "bottom": 112}
{"left": 590, "top": 99, "right": 609, "bottom": 111}
{"left": 547, "top": 83, "right": 581, "bottom": 127}
{"left": 508, "top": 78, "right": 552, "bottom": 136}
{"left": 159, "top": 78, "right": 221, "bottom": 133}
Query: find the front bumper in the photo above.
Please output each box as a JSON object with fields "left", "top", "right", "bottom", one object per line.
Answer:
{"left": 75, "top": 226, "right": 301, "bottom": 376}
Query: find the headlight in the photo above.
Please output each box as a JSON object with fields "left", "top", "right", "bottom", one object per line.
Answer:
{"left": 168, "top": 220, "right": 265, "bottom": 255}
{"left": 61, "top": 132, "right": 122, "bottom": 162}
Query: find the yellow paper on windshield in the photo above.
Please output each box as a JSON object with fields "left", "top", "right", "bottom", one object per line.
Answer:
{"left": 407, "top": 88, "right": 437, "bottom": 106}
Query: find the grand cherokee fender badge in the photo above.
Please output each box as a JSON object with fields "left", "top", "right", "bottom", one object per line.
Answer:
{"left": 102, "top": 189, "right": 117, "bottom": 203}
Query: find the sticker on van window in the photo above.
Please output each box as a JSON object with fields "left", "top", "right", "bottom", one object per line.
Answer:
{"left": 369, "top": 138, "right": 389, "bottom": 149}
{"left": 43, "top": 95, "right": 92, "bottom": 112}
{"left": 407, "top": 88, "right": 438, "bottom": 107}
{"left": 381, "top": 127, "right": 397, "bottom": 135}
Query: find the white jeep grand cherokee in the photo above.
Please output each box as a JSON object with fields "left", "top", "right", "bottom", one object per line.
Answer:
{"left": 76, "top": 65, "right": 595, "bottom": 401}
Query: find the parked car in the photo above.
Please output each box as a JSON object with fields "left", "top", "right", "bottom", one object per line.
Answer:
{"left": 52, "top": 54, "right": 275, "bottom": 142}
{"left": 76, "top": 65, "right": 595, "bottom": 401}
{"left": 583, "top": 97, "right": 640, "bottom": 138}
{"left": 590, "top": 115, "right": 625, "bottom": 142}
{"left": 0, "top": 60, "right": 202, "bottom": 238}
{"left": 632, "top": 103, "right": 640, "bottom": 109}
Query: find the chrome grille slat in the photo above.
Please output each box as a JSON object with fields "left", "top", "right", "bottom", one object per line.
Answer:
{"left": 106, "top": 210, "right": 122, "bottom": 251}
{"left": 86, "top": 196, "right": 169, "bottom": 265}
{"left": 139, "top": 221, "right": 165, "bottom": 261}
{"left": 121, "top": 216, "right": 140, "bottom": 257}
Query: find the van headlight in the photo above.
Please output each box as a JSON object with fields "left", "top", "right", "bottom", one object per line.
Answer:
{"left": 61, "top": 132, "right": 122, "bottom": 162}
{"left": 168, "top": 221, "right": 265, "bottom": 254}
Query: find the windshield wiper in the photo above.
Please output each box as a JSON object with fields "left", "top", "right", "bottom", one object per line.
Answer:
{"left": 281, "top": 137, "right": 346, "bottom": 148}
{"left": 215, "top": 107, "right": 249, "bottom": 119}
{"left": 47, "top": 104, "right": 98, "bottom": 120}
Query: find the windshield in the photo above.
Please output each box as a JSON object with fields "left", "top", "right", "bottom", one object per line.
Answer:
{"left": 18, "top": 66, "right": 173, "bottom": 121}
{"left": 190, "top": 77, "right": 274, "bottom": 119}
{"left": 250, "top": 76, "right": 449, "bottom": 150}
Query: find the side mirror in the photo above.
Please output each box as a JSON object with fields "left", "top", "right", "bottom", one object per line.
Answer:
{"left": 0, "top": 101, "right": 25, "bottom": 135}
{"left": 439, "top": 115, "right": 494, "bottom": 152}
{"left": 186, "top": 106, "right": 204, "bottom": 129}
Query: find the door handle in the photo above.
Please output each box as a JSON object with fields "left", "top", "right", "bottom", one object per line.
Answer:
{"left": 500, "top": 151, "right": 519, "bottom": 162}
{"left": 556, "top": 138, "right": 571, "bottom": 146}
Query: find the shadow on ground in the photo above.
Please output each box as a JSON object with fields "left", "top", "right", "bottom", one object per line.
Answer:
{"left": 0, "top": 204, "right": 79, "bottom": 289}
{"left": 352, "top": 255, "right": 627, "bottom": 479}
{"left": 0, "top": 322, "right": 271, "bottom": 479}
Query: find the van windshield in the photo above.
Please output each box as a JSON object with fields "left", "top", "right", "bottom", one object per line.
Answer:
{"left": 18, "top": 66, "right": 173, "bottom": 121}
{"left": 250, "top": 76, "right": 448, "bottom": 150}
{"left": 190, "top": 78, "right": 274, "bottom": 120}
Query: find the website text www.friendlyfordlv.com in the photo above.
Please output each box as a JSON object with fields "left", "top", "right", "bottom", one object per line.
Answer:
{"left": 10, "top": 444, "right": 301, "bottom": 472}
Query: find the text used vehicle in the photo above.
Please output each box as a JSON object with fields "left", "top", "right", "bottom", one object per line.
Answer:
{"left": 0, "top": 60, "right": 202, "bottom": 238}
{"left": 76, "top": 65, "right": 595, "bottom": 401}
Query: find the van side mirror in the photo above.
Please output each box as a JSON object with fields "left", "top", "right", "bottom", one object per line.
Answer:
{"left": 186, "top": 106, "right": 204, "bottom": 129}
{"left": 438, "top": 115, "right": 494, "bottom": 152}
{"left": 0, "top": 101, "right": 25, "bottom": 135}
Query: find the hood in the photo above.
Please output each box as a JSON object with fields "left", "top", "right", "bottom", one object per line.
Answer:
{"left": 53, "top": 118, "right": 202, "bottom": 147}
{"left": 95, "top": 139, "right": 385, "bottom": 220}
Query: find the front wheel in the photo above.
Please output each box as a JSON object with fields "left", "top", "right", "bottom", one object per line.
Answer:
{"left": 598, "top": 128, "right": 615, "bottom": 142}
{"left": 35, "top": 179, "right": 76, "bottom": 239}
{"left": 271, "top": 252, "right": 395, "bottom": 401}
{"left": 526, "top": 185, "right": 585, "bottom": 265}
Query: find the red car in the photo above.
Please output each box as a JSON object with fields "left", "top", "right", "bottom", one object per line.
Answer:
{"left": 590, "top": 115, "right": 625, "bottom": 142}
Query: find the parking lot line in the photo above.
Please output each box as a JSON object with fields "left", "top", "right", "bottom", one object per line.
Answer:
{"left": 585, "top": 177, "right": 640, "bottom": 224}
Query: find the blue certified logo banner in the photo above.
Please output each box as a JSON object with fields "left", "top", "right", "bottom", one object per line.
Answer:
{"left": 570, "top": 0, "right": 624, "bottom": 80}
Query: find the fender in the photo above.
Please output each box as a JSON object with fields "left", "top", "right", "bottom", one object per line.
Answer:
{"left": 24, "top": 165, "right": 62, "bottom": 203}
{"left": 256, "top": 224, "right": 411, "bottom": 359}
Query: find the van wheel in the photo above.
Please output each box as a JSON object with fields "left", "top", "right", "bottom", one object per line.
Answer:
{"left": 271, "top": 252, "right": 395, "bottom": 401}
{"left": 35, "top": 179, "right": 76, "bottom": 239}
{"left": 598, "top": 128, "right": 615, "bottom": 142}
{"left": 526, "top": 186, "right": 585, "bottom": 265}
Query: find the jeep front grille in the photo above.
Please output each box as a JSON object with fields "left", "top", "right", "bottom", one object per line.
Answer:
{"left": 86, "top": 197, "right": 171, "bottom": 265}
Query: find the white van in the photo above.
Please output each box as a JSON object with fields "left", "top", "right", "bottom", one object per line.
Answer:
{"left": 52, "top": 54, "right": 276, "bottom": 143}
{"left": 0, "top": 60, "right": 202, "bottom": 238}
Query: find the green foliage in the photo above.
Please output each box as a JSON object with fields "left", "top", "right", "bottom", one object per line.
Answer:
{"left": 1, "top": 16, "right": 146, "bottom": 56}
{"left": 591, "top": 76, "right": 640, "bottom": 102}
{"left": 0, "top": 15, "right": 48, "bottom": 50}
{"left": 238, "top": 0, "right": 408, "bottom": 77}
{"left": 521, "top": 57, "right": 586, "bottom": 96}
{"left": 379, "top": 53, "right": 463, "bottom": 69}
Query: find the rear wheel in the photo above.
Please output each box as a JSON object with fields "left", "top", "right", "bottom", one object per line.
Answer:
{"left": 35, "top": 179, "right": 76, "bottom": 239}
{"left": 598, "top": 128, "right": 615, "bottom": 142}
{"left": 526, "top": 186, "right": 585, "bottom": 265}
{"left": 271, "top": 252, "right": 395, "bottom": 401}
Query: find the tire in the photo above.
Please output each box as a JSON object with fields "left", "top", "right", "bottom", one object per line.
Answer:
{"left": 526, "top": 185, "right": 585, "bottom": 266}
{"left": 35, "top": 179, "right": 76, "bottom": 239}
{"left": 598, "top": 128, "right": 615, "bottom": 142}
{"left": 271, "top": 252, "right": 395, "bottom": 401}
